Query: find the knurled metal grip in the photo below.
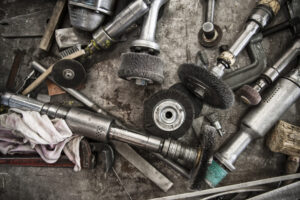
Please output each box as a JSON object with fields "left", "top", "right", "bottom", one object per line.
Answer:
{"left": 217, "top": 51, "right": 236, "bottom": 68}
{"left": 161, "top": 139, "right": 200, "bottom": 166}
{"left": 258, "top": 0, "right": 281, "bottom": 15}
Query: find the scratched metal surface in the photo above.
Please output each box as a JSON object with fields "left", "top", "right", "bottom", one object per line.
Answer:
{"left": 0, "top": 0, "right": 299, "bottom": 199}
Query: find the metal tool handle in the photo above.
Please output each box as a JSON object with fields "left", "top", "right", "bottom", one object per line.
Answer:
{"left": 140, "top": 0, "right": 168, "bottom": 43}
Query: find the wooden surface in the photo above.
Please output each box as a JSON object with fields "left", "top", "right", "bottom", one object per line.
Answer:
{"left": 39, "top": 0, "right": 67, "bottom": 51}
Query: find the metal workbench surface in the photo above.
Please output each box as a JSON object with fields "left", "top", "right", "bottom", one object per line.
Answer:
{"left": 0, "top": 0, "right": 299, "bottom": 199}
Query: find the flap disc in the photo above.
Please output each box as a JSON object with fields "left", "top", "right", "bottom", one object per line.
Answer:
{"left": 52, "top": 59, "right": 86, "bottom": 88}
{"left": 178, "top": 64, "right": 235, "bottom": 109}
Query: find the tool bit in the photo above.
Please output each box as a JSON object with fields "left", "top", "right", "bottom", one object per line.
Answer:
{"left": 206, "top": 113, "right": 225, "bottom": 137}
{"left": 205, "top": 63, "right": 300, "bottom": 187}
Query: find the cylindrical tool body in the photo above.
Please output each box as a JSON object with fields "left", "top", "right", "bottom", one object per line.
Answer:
{"left": 66, "top": 108, "right": 113, "bottom": 142}
{"left": 216, "top": 71, "right": 300, "bottom": 171}
{"left": 243, "top": 78, "right": 300, "bottom": 138}
{"left": 109, "top": 127, "right": 163, "bottom": 152}
{"left": 263, "top": 39, "right": 300, "bottom": 83}
{"left": 89, "top": 0, "right": 149, "bottom": 52}
{"left": 1, "top": 93, "right": 44, "bottom": 112}
{"left": 96, "top": 0, "right": 149, "bottom": 40}
{"left": 131, "top": 0, "right": 167, "bottom": 52}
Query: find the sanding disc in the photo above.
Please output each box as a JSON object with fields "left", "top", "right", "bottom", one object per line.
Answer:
{"left": 144, "top": 89, "right": 195, "bottom": 139}
{"left": 178, "top": 64, "right": 234, "bottom": 109}
{"left": 52, "top": 59, "right": 86, "bottom": 88}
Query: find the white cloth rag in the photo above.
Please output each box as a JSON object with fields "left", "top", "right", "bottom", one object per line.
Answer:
{"left": 0, "top": 109, "right": 83, "bottom": 171}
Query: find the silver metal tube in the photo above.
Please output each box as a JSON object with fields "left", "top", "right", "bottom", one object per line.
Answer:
{"left": 215, "top": 66, "right": 300, "bottom": 171}
{"left": 87, "top": 0, "right": 149, "bottom": 54}
{"left": 215, "top": 127, "right": 253, "bottom": 171}
{"left": 151, "top": 174, "right": 300, "bottom": 200}
{"left": 0, "top": 92, "right": 44, "bottom": 112}
{"left": 263, "top": 39, "right": 300, "bottom": 83}
{"left": 131, "top": 0, "right": 168, "bottom": 51}
{"left": 229, "top": 21, "right": 260, "bottom": 57}
{"left": 248, "top": 181, "right": 300, "bottom": 200}
{"left": 206, "top": 0, "right": 215, "bottom": 23}
{"left": 103, "top": 0, "right": 149, "bottom": 39}
{"left": 139, "top": 0, "right": 167, "bottom": 42}
{"left": 109, "top": 127, "right": 164, "bottom": 152}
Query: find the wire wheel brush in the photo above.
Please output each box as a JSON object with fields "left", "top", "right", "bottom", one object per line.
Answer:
{"left": 118, "top": 52, "right": 164, "bottom": 85}
{"left": 143, "top": 89, "right": 196, "bottom": 139}
{"left": 178, "top": 64, "right": 234, "bottom": 109}
{"left": 170, "top": 83, "right": 203, "bottom": 118}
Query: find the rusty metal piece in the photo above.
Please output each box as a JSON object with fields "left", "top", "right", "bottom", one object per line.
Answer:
{"left": 6, "top": 50, "right": 24, "bottom": 92}
{"left": 0, "top": 155, "right": 75, "bottom": 168}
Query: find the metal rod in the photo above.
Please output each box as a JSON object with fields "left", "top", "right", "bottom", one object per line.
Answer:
{"left": 206, "top": 0, "right": 215, "bottom": 23}
{"left": 150, "top": 173, "right": 300, "bottom": 200}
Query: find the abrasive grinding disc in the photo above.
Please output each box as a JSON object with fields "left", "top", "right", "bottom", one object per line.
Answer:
{"left": 238, "top": 84, "right": 262, "bottom": 105}
{"left": 144, "top": 89, "right": 195, "bottom": 139}
{"left": 52, "top": 59, "right": 86, "bottom": 89}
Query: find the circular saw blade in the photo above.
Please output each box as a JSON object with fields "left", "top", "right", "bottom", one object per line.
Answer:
{"left": 52, "top": 59, "right": 86, "bottom": 89}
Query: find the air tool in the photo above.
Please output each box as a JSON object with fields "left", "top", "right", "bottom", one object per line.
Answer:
{"left": 0, "top": 93, "right": 205, "bottom": 170}
{"left": 68, "top": 0, "right": 116, "bottom": 32}
{"left": 205, "top": 63, "right": 300, "bottom": 187}
{"left": 143, "top": 83, "right": 203, "bottom": 139}
{"left": 239, "top": 39, "right": 300, "bottom": 105}
{"left": 178, "top": 0, "right": 287, "bottom": 109}
{"left": 198, "top": 0, "right": 222, "bottom": 48}
{"left": 118, "top": 0, "right": 168, "bottom": 86}
{"left": 84, "top": 0, "right": 150, "bottom": 57}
